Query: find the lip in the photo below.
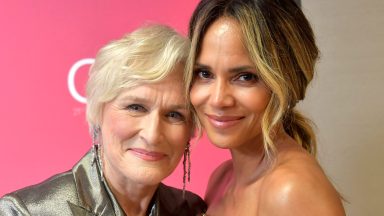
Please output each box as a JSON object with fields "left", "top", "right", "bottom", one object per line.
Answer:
{"left": 129, "top": 148, "right": 167, "bottom": 161}
{"left": 205, "top": 113, "right": 244, "bottom": 129}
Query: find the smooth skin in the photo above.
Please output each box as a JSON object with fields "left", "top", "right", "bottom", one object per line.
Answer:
{"left": 101, "top": 64, "right": 192, "bottom": 215}
{"left": 191, "top": 17, "right": 345, "bottom": 216}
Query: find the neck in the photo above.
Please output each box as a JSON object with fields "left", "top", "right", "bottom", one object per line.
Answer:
{"left": 229, "top": 142, "right": 268, "bottom": 186}
{"left": 229, "top": 126, "right": 287, "bottom": 186}
{"left": 102, "top": 161, "right": 158, "bottom": 216}
{"left": 231, "top": 126, "right": 292, "bottom": 185}
{"left": 107, "top": 178, "right": 158, "bottom": 216}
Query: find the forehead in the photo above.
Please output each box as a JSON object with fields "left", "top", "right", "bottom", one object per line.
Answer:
{"left": 198, "top": 17, "right": 253, "bottom": 67}
{"left": 207, "top": 17, "right": 241, "bottom": 38}
{"left": 203, "top": 18, "right": 246, "bottom": 50}
{"left": 117, "top": 72, "right": 186, "bottom": 102}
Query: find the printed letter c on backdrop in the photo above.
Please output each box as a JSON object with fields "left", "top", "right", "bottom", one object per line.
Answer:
{"left": 68, "top": 58, "right": 95, "bottom": 104}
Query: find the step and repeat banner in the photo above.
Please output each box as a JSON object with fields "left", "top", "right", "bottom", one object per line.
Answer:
{"left": 0, "top": 0, "right": 229, "bottom": 197}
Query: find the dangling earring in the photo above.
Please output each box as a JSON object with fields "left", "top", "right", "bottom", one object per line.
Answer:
{"left": 182, "top": 142, "right": 191, "bottom": 198}
{"left": 92, "top": 125, "right": 100, "bottom": 164}
{"left": 92, "top": 125, "right": 104, "bottom": 180}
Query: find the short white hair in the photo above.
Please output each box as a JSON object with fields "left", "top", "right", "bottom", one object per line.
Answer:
{"left": 86, "top": 24, "right": 190, "bottom": 129}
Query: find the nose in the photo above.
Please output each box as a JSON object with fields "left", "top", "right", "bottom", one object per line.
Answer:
{"left": 209, "top": 78, "right": 235, "bottom": 108}
{"left": 140, "top": 113, "right": 164, "bottom": 146}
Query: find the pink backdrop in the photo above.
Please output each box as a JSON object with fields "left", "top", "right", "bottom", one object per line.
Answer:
{"left": 0, "top": 0, "right": 230, "bottom": 198}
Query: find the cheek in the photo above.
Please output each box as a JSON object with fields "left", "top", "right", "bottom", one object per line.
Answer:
{"left": 238, "top": 88, "right": 271, "bottom": 112}
{"left": 113, "top": 120, "right": 134, "bottom": 139}
{"left": 103, "top": 114, "right": 137, "bottom": 143}
{"left": 176, "top": 127, "right": 191, "bottom": 144}
{"left": 190, "top": 84, "right": 206, "bottom": 108}
{"left": 167, "top": 126, "right": 190, "bottom": 154}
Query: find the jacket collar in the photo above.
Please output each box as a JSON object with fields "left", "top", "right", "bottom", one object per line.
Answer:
{"left": 68, "top": 149, "right": 124, "bottom": 216}
{"left": 66, "top": 148, "right": 204, "bottom": 216}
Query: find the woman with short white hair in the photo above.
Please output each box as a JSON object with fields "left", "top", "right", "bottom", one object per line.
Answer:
{"left": 0, "top": 24, "right": 207, "bottom": 216}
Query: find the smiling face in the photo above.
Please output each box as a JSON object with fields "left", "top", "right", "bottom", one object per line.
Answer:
{"left": 190, "top": 17, "right": 271, "bottom": 151}
{"left": 100, "top": 64, "right": 191, "bottom": 187}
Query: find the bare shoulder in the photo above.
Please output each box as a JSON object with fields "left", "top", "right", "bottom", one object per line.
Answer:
{"left": 258, "top": 148, "right": 345, "bottom": 216}
{"left": 204, "top": 160, "right": 232, "bottom": 204}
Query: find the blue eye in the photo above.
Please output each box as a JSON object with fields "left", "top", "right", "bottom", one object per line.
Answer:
{"left": 126, "top": 104, "right": 146, "bottom": 112}
{"left": 166, "top": 111, "right": 185, "bottom": 123}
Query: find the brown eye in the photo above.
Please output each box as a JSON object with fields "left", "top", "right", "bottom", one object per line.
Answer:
{"left": 238, "top": 73, "right": 258, "bottom": 82}
{"left": 195, "top": 70, "right": 213, "bottom": 79}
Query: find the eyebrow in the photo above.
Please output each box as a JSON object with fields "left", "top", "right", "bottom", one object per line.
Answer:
{"left": 170, "top": 104, "right": 188, "bottom": 111}
{"left": 195, "top": 63, "right": 256, "bottom": 73}
{"left": 119, "top": 95, "right": 188, "bottom": 110}
{"left": 119, "top": 95, "right": 149, "bottom": 104}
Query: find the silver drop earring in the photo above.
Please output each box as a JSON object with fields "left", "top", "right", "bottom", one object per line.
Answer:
{"left": 92, "top": 125, "right": 100, "bottom": 164}
{"left": 92, "top": 125, "right": 104, "bottom": 180}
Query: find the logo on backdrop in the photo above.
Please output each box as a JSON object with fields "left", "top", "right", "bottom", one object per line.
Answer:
{"left": 67, "top": 58, "right": 94, "bottom": 104}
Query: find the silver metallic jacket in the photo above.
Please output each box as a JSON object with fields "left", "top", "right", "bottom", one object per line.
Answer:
{"left": 0, "top": 149, "right": 207, "bottom": 216}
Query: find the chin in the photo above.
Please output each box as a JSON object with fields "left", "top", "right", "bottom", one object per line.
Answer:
{"left": 215, "top": 144, "right": 231, "bottom": 149}
{"left": 206, "top": 134, "right": 234, "bottom": 149}
{"left": 212, "top": 142, "right": 233, "bottom": 149}
{"left": 129, "top": 167, "right": 171, "bottom": 185}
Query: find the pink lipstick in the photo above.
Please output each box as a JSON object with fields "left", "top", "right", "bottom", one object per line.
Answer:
{"left": 129, "top": 148, "right": 166, "bottom": 161}
{"left": 205, "top": 114, "right": 244, "bottom": 129}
